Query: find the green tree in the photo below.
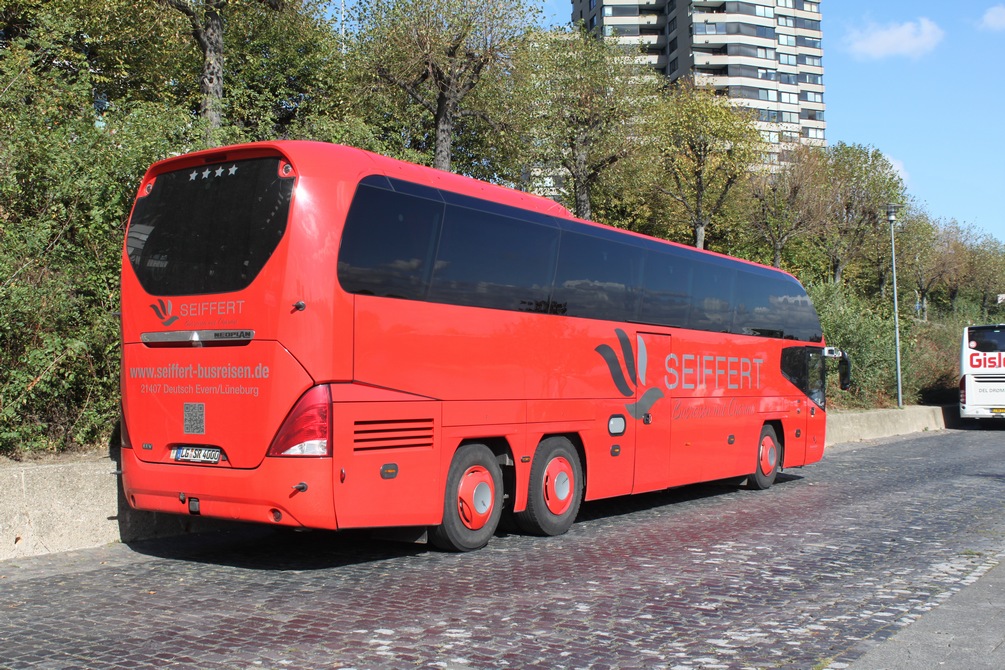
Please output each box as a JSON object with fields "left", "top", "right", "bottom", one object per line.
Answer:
{"left": 354, "top": 0, "right": 538, "bottom": 171}
{"left": 969, "top": 233, "right": 1005, "bottom": 317}
{"left": 748, "top": 144, "right": 826, "bottom": 268}
{"left": 937, "top": 219, "right": 979, "bottom": 313}
{"left": 895, "top": 205, "right": 945, "bottom": 321}
{"left": 815, "top": 142, "right": 904, "bottom": 284}
{"left": 0, "top": 2, "right": 201, "bottom": 455}
{"left": 157, "top": 0, "right": 283, "bottom": 141}
{"left": 513, "top": 27, "right": 658, "bottom": 220}
{"left": 649, "top": 77, "right": 763, "bottom": 250}
{"left": 223, "top": 0, "right": 344, "bottom": 140}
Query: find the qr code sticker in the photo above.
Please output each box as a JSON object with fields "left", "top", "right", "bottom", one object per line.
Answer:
{"left": 183, "top": 403, "right": 206, "bottom": 435}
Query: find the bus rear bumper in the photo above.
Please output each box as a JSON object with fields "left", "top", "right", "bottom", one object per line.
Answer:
{"left": 120, "top": 448, "right": 339, "bottom": 530}
{"left": 960, "top": 405, "right": 1005, "bottom": 420}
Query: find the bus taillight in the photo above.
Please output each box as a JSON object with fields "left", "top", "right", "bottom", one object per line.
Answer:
{"left": 959, "top": 376, "right": 967, "bottom": 405}
{"left": 268, "top": 385, "right": 332, "bottom": 457}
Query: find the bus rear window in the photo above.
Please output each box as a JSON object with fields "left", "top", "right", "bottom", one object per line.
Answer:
{"left": 967, "top": 326, "right": 1005, "bottom": 352}
{"left": 126, "top": 157, "right": 294, "bottom": 296}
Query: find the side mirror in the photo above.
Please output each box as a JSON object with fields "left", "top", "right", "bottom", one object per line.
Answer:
{"left": 838, "top": 352, "right": 851, "bottom": 391}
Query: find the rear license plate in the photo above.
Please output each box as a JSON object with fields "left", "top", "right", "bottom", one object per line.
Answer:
{"left": 172, "top": 446, "right": 221, "bottom": 463}
{"left": 992, "top": 408, "right": 1005, "bottom": 414}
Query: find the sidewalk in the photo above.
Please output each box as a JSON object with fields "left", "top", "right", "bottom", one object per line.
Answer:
{"left": 843, "top": 554, "right": 1005, "bottom": 669}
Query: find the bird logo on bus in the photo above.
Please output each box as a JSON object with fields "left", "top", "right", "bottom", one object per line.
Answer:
{"left": 150, "top": 299, "right": 179, "bottom": 327}
{"left": 595, "top": 328, "right": 664, "bottom": 420}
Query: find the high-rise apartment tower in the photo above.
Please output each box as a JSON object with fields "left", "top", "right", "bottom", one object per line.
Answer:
{"left": 570, "top": 0, "right": 826, "bottom": 162}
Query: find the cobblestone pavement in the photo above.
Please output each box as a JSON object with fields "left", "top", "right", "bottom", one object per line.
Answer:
{"left": 2, "top": 429, "right": 1005, "bottom": 670}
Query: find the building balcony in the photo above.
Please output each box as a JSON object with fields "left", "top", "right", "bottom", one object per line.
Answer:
{"left": 640, "top": 52, "right": 668, "bottom": 69}
{"left": 638, "top": 13, "right": 665, "bottom": 28}
{"left": 620, "top": 34, "right": 667, "bottom": 48}
{"left": 692, "top": 0, "right": 726, "bottom": 12}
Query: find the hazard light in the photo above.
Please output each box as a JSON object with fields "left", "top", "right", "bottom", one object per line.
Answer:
{"left": 267, "top": 385, "right": 332, "bottom": 457}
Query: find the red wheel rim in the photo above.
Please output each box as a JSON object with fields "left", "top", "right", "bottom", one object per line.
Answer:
{"left": 456, "top": 465, "right": 495, "bottom": 530}
{"left": 759, "top": 435, "right": 777, "bottom": 475}
{"left": 543, "top": 457, "right": 574, "bottom": 516}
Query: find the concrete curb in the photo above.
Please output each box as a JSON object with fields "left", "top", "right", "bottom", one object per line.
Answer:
{"left": 824, "top": 404, "right": 957, "bottom": 447}
{"left": 0, "top": 452, "right": 233, "bottom": 561}
{"left": 0, "top": 405, "right": 956, "bottom": 561}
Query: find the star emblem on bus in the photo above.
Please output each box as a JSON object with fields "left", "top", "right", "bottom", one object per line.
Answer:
{"left": 595, "top": 328, "right": 664, "bottom": 420}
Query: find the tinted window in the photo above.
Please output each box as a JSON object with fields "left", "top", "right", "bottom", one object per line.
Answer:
{"left": 734, "top": 271, "right": 787, "bottom": 338}
{"left": 337, "top": 184, "right": 443, "bottom": 300}
{"left": 967, "top": 326, "right": 1005, "bottom": 352}
{"left": 428, "top": 206, "right": 559, "bottom": 312}
{"left": 336, "top": 176, "right": 823, "bottom": 342}
{"left": 640, "top": 250, "right": 693, "bottom": 327}
{"left": 689, "top": 262, "right": 735, "bottom": 332}
{"left": 734, "top": 271, "right": 822, "bottom": 341}
{"left": 126, "top": 157, "right": 294, "bottom": 296}
{"left": 782, "top": 346, "right": 826, "bottom": 408}
{"left": 551, "top": 232, "right": 643, "bottom": 321}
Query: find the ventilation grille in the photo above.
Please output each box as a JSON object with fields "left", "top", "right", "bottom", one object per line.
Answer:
{"left": 353, "top": 418, "right": 434, "bottom": 451}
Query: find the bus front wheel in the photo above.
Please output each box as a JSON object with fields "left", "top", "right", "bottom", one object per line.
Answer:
{"left": 430, "top": 444, "right": 503, "bottom": 551}
{"left": 748, "top": 424, "right": 780, "bottom": 490}
{"left": 516, "top": 437, "right": 583, "bottom": 536}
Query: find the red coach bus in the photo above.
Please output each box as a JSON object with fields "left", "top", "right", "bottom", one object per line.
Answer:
{"left": 120, "top": 141, "right": 848, "bottom": 551}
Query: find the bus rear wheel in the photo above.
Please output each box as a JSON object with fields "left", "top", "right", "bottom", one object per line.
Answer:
{"left": 430, "top": 444, "right": 503, "bottom": 551}
{"left": 516, "top": 437, "right": 583, "bottom": 537}
{"left": 748, "top": 424, "right": 780, "bottom": 490}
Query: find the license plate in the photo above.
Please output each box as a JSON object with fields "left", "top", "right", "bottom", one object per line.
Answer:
{"left": 172, "top": 446, "right": 221, "bottom": 463}
{"left": 992, "top": 408, "right": 1005, "bottom": 414}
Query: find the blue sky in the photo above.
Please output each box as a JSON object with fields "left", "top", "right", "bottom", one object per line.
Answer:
{"left": 541, "top": 1, "right": 1005, "bottom": 243}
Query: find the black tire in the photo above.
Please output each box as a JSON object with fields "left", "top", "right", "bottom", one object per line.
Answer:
{"left": 516, "top": 437, "right": 584, "bottom": 536}
{"left": 748, "top": 424, "right": 780, "bottom": 490}
{"left": 430, "top": 444, "right": 504, "bottom": 552}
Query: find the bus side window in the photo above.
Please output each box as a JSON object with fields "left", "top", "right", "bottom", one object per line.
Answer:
{"left": 640, "top": 250, "right": 693, "bottom": 328}
{"left": 337, "top": 185, "right": 444, "bottom": 300}
{"left": 428, "top": 206, "right": 559, "bottom": 313}
{"left": 690, "top": 262, "right": 735, "bottom": 333}
{"left": 734, "top": 271, "right": 784, "bottom": 338}
{"left": 551, "top": 232, "right": 644, "bottom": 322}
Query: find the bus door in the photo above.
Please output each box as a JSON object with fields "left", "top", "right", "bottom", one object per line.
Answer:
{"left": 781, "top": 346, "right": 825, "bottom": 465}
{"left": 787, "top": 395, "right": 810, "bottom": 466}
{"left": 631, "top": 332, "right": 672, "bottom": 494}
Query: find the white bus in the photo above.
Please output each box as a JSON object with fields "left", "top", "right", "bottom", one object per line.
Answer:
{"left": 960, "top": 324, "right": 1005, "bottom": 420}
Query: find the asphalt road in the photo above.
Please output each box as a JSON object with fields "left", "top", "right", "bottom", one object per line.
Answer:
{"left": 2, "top": 428, "right": 1004, "bottom": 669}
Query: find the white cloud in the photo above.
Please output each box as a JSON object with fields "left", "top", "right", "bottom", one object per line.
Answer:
{"left": 980, "top": 5, "right": 1005, "bottom": 30}
{"left": 845, "top": 18, "right": 944, "bottom": 60}
{"left": 886, "top": 155, "right": 910, "bottom": 185}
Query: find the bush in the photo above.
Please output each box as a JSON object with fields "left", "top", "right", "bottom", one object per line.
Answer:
{"left": 809, "top": 283, "right": 907, "bottom": 408}
{"left": 0, "top": 89, "right": 200, "bottom": 457}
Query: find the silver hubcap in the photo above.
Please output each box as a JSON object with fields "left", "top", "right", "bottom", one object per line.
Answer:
{"left": 473, "top": 482, "right": 492, "bottom": 515}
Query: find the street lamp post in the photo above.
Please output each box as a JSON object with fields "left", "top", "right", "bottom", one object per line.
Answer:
{"left": 887, "top": 204, "right": 903, "bottom": 408}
